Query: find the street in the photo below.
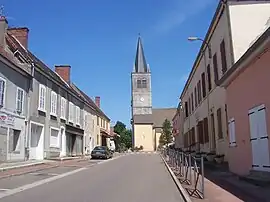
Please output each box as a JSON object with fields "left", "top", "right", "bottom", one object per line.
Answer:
{"left": 0, "top": 154, "right": 184, "bottom": 202}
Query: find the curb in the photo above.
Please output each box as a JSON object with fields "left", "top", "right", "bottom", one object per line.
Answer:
{"left": 0, "top": 164, "right": 59, "bottom": 179}
{"left": 160, "top": 154, "right": 192, "bottom": 202}
{"left": 0, "top": 162, "right": 45, "bottom": 172}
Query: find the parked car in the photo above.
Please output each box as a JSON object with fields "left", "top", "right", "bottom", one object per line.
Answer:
{"left": 91, "top": 146, "right": 113, "bottom": 159}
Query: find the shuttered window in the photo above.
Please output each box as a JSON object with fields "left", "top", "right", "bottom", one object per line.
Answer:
{"left": 201, "top": 72, "right": 206, "bottom": 98}
{"left": 207, "top": 64, "right": 212, "bottom": 91}
{"left": 0, "top": 78, "right": 5, "bottom": 107}
{"left": 217, "top": 108, "right": 223, "bottom": 139}
{"left": 228, "top": 118, "right": 236, "bottom": 146}
{"left": 220, "top": 39, "right": 227, "bottom": 74}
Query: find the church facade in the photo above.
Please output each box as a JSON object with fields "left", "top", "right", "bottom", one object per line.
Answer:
{"left": 131, "top": 37, "right": 176, "bottom": 151}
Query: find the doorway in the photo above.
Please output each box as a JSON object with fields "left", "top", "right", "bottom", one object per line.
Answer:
{"left": 210, "top": 113, "right": 216, "bottom": 152}
{"left": 29, "top": 122, "right": 44, "bottom": 160}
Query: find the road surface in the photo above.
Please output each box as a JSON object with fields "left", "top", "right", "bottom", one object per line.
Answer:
{"left": 0, "top": 153, "right": 184, "bottom": 202}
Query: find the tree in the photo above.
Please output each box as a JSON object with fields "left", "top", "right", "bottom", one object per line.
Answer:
{"left": 113, "top": 121, "right": 132, "bottom": 151}
{"left": 114, "top": 121, "right": 126, "bottom": 135}
{"left": 120, "top": 129, "right": 132, "bottom": 149}
{"left": 159, "top": 119, "right": 173, "bottom": 147}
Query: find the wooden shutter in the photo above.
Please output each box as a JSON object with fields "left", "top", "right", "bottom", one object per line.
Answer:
{"left": 201, "top": 73, "right": 206, "bottom": 98}
{"left": 220, "top": 39, "right": 227, "bottom": 74}
{"left": 207, "top": 64, "right": 212, "bottom": 91}
{"left": 213, "top": 53, "right": 219, "bottom": 82}
{"left": 217, "top": 108, "right": 223, "bottom": 139}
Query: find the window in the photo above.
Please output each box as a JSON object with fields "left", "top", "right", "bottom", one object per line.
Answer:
{"left": 228, "top": 118, "right": 236, "bottom": 146}
{"left": 75, "top": 106, "right": 80, "bottom": 125}
{"left": 207, "top": 64, "right": 212, "bottom": 92}
{"left": 137, "top": 79, "right": 142, "bottom": 88}
{"left": 213, "top": 53, "right": 219, "bottom": 82}
{"left": 0, "top": 77, "right": 6, "bottom": 107}
{"left": 97, "top": 116, "right": 99, "bottom": 126}
{"left": 68, "top": 102, "right": 74, "bottom": 123}
{"left": 188, "top": 97, "right": 191, "bottom": 115}
{"left": 16, "top": 88, "right": 24, "bottom": 113}
{"left": 9, "top": 129, "right": 20, "bottom": 152}
{"left": 50, "top": 127, "right": 60, "bottom": 148}
{"left": 142, "top": 79, "right": 147, "bottom": 88}
{"left": 201, "top": 73, "right": 206, "bottom": 98}
{"left": 50, "top": 91, "right": 57, "bottom": 116}
{"left": 191, "top": 93, "right": 194, "bottom": 112}
{"left": 217, "top": 108, "right": 223, "bottom": 139}
{"left": 197, "top": 81, "right": 202, "bottom": 103}
{"left": 203, "top": 117, "right": 209, "bottom": 143}
{"left": 38, "top": 84, "right": 46, "bottom": 112}
{"left": 220, "top": 39, "right": 227, "bottom": 74}
{"left": 185, "top": 101, "right": 188, "bottom": 118}
{"left": 60, "top": 97, "right": 66, "bottom": 119}
{"left": 194, "top": 87, "right": 197, "bottom": 108}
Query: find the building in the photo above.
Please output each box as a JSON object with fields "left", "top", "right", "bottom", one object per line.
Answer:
{"left": 0, "top": 17, "right": 32, "bottom": 162}
{"left": 218, "top": 27, "right": 270, "bottom": 175}
{"left": 131, "top": 36, "right": 176, "bottom": 151}
{"left": 0, "top": 15, "right": 110, "bottom": 161}
{"left": 180, "top": 0, "right": 270, "bottom": 159}
{"left": 172, "top": 103, "right": 184, "bottom": 149}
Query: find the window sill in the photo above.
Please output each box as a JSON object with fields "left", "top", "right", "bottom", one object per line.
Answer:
{"left": 50, "top": 146, "right": 60, "bottom": 149}
{"left": 50, "top": 113, "right": 57, "bottom": 118}
{"left": 229, "top": 143, "right": 237, "bottom": 148}
{"left": 60, "top": 117, "right": 66, "bottom": 121}
{"left": 38, "top": 108, "right": 46, "bottom": 113}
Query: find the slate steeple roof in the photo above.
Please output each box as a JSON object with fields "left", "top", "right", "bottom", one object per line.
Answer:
{"left": 134, "top": 36, "right": 148, "bottom": 73}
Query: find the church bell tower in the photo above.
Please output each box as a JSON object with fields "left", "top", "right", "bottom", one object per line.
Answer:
{"left": 131, "top": 36, "right": 152, "bottom": 118}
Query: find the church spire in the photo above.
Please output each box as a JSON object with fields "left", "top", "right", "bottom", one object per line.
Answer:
{"left": 134, "top": 35, "right": 148, "bottom": 73}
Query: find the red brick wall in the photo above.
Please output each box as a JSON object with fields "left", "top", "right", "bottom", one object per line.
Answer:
{"left": 55, "top": 65, "right": 71, "bottom": 83}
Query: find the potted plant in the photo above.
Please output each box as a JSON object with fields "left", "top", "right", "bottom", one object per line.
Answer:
{"left": 214, "top": 154, "right": 225, "bottom": 164}
{"left": 206, "top": 152, "right": 216, "bottom": 162}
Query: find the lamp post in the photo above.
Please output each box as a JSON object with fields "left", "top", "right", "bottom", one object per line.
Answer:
{"left": 188, "top": 36, "right": 213, "bottom": 152}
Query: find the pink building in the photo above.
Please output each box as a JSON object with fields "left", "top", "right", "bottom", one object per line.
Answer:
{"left": 219, "top": 27, "right": 270, "bottom": 175}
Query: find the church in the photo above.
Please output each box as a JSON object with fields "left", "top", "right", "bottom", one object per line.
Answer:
{"left": 131, "top": 36, "right": 176, "bottom": 151}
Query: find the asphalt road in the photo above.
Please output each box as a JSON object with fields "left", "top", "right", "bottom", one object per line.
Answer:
{"left": 0, "top": 154, "right": 184, "bottom": 202}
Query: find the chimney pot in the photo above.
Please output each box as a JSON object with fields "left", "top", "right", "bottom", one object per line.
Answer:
{"left": 95, "top": 96, "right": 100, "bottom": 108}
{"left": 55, "top": 65, "right": 71, "bottom": 83}
{"left": 7, "top": 27, "right": 29, "bottom": 49}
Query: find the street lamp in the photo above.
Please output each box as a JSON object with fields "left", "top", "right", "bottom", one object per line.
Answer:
{"left": 188, "top": 36, "right": 212, "bottom": 59}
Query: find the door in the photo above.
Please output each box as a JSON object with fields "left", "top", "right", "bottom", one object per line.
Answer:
{"left": 60, "top": 128, "right": 66, "bottom": 157}
{"left": 29, "top": 123, "right": 44, "bottom": 160}
{"left": 249, "top": 105, "right": 270, "bottom": 171}
{"left": 0, "top": 127, "right": 8, "bottom": 162}
{"left": 210, "top": 113, "right": 216, "bottom": 151}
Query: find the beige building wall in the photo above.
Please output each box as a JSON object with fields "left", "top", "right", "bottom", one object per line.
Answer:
{"left": 228, "top": 1, "right": 270, "bottom": 62}
{"left": 182, "top": 5, "right": 231, "bottom": 157}
{"left": 134, "top": 124, "right": 154, "bottom": 151}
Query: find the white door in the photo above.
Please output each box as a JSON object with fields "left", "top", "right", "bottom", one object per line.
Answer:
{"left": 249, "top": 105, "right": 270, "bottom": 171}
{"left": 29, "top": 123, "right": 44, "bottom": 160}
{"left": 60, "top": 128, "right": 66, "bottom": 157}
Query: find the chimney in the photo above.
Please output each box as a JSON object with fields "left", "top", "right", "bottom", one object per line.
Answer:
{"left": 95, "top": 96, "right": 100, "bottom": 108}
{"left": 7, "top": 27, "right": 29, "bottom": 49}
{"left": 0, "top": 16, "right": 8, "bottom": 47}
{"left": 55, "top": 65, "right": 71, "bottom": 83}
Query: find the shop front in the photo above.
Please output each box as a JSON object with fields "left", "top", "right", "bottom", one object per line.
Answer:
{"left": 65, "top": 124, "right": 84, "bottom": 156}
{"left": 0, "top": 111, "right": 26, "bottom": 162}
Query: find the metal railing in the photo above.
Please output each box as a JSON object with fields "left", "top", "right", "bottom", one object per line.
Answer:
{"left": 162, "top": 148, "right": 205, "bottom": 199}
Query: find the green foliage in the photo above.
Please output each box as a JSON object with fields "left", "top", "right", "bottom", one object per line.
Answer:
{"left": 113, "top": 121, "right": 132, "bottom": 151}
{"left": 159, "top": 119, "right": 173, "bottom": 147}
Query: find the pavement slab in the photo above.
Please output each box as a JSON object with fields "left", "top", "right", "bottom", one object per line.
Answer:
{"left": 0, "top": 153, "right": 184, "bottom": 202}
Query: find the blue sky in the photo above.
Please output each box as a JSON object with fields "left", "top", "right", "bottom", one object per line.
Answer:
{"left": 4, "top": 0, "right": 218, "bottom": 127}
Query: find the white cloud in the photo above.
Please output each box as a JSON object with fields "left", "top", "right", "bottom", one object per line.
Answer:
{"left": 154, "top": 0, "right": 216, "bottom": 34}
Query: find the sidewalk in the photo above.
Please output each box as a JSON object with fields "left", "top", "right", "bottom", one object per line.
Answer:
{"left": 165, "top": 158, "right": 270, "bottom": 202}
{"left": 0, "top": 160, "right": 48, "bottom": 171}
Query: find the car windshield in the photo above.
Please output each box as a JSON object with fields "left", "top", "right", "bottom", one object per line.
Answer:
{"left": 93, "top": 146, "right": 106, "bottom": 151}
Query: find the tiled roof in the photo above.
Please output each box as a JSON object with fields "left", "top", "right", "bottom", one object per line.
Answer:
{"left": 133, "top": 108, "right": 176, "bottom": 128}
{"left": 5, "top": 32, "right": 110, "bottom": 121}
{"left": 72, "top": 84, "right": 110, "bottom": 121}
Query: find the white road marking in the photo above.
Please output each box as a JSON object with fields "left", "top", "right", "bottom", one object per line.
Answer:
{"left": 0, "top": 189, "right": 10, "bottom": 191}
{"left": 0, "top": 155, "right": 123, "bottom": 199}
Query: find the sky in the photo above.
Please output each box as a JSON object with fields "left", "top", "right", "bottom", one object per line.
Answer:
{"left": 3, "top": 0, "right": 219, "bottom": 127}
